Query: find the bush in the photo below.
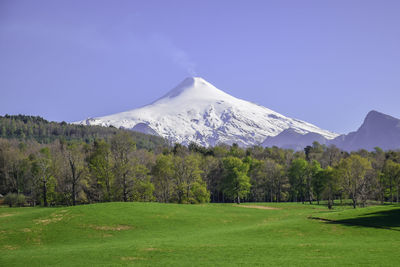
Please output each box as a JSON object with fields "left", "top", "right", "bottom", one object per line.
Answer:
{"left": 191, "top": 180, "right": 210, "bottom": 204}
{"left": 4, "top": 193, "right": 26, "bottom": 207}
{"left": 16, "top": 194, "right": 26, "bottom": 207}
{"left": 4, "top": 193, "right": 17, "bottom": 207}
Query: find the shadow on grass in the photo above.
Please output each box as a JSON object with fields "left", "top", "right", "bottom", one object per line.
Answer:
{"left": 310, "top": 208, "right": 400, "bottom": 231}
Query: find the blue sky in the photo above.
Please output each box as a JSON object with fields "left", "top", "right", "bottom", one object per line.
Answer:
{"left": 1, "top": 0, "right": 399, "bottom": 134}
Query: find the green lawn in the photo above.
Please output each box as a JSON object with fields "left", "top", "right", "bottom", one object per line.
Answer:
{"left": 1, "top": 202, "right": 399, "bottom": 266}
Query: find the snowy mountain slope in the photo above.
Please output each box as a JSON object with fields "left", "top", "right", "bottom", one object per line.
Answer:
{"left": 76, "top": 77, "right": 338, "bottom": 147}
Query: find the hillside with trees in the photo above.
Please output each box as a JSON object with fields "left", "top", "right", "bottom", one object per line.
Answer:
{"left": 0, "top": 114, "right": 167, "bottom": 150}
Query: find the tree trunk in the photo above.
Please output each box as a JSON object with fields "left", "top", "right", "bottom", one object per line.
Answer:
{"left": 70, "top": 158, "right": 77, "bottom": 206}
{"left": 163, "top": 184, "right": 168, "bottom": 203}
{"left": 43, "top": 177, "right": 48, "bottom": 207}
{"left": 270, "top": 188, "right": 273, "bottom": 202}
{"left": 15, "top": 170, "right": 19, "bottom": 196}
{"left": 236, "top": 195, "right": 240, "bottom": 204}
{"left": 390, "top": 180, "right": 393, "bottom": 204}
{"left": 276, "top": 190, "right": 279, "bottom": 203}
{"left": 327, "top": 194, "right": 332, "bottom": 210}
{"left": 72, "top": 181, "right": 76, "bottom": 206}
{"left": 123, "top": 180, "right": 127, "bottom": 202}
{"left": 186, "top": 184, "right": 191, "bottom": 203}
{"left": 352, "top": 195, "right": 356, "bottom": 209}
{"left": 106, "top": 176, "right": 111, "bottom": 202}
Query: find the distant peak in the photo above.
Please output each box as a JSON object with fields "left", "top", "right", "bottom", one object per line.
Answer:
{"left": 365, "top": 110, "right": 391, "bottom": 122}
{"left": 366, "top": 110, "right": 383, "bottom": 117}
{"left": 361, "top": 110, "right": 400, "bottom": 130}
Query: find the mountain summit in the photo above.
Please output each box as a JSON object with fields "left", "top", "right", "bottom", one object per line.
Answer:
{"left": 262, "top": 110, "right": 400, "bottom": 151}
{"left": 330, "top": 110, "right": 400, "bottom": 151}
{"left": 157, "top": 77, "right": 229, "bottom": 100}
{"left": 77, "top": 77, "right": 338, "bottom": 146}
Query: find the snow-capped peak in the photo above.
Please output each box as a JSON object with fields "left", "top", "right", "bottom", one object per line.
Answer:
{"left": 76, "top": 77, "right": 339, "bottom": 147}
{"left": 155, "top": 77, "right": 232, "bottom": 103}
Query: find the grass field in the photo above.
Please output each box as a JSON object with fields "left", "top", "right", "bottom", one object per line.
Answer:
{"left": 1, "top": 202, "right": 399, "bottom": 266}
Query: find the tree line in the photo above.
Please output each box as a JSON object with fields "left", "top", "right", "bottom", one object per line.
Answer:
{"left": 1, "top": 129, "right": 400, "bottom": 208}
{"left": 0, "top": 114, "right": 167, "bottom": 149}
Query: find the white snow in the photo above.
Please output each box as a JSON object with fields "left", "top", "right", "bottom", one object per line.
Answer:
{"left": 75, "top": 77, "right": 339, "bottom": 147}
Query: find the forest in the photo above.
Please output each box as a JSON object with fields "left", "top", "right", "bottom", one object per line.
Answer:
{"left": 1, "top": 115, "right": 400, "bottom": 208}
{"left": 0, "top": 114, "right": 167, "bottom": 149}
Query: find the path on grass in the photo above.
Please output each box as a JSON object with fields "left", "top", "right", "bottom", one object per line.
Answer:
{"left": 233, "top": 205, "right": 280, "bottom": 210}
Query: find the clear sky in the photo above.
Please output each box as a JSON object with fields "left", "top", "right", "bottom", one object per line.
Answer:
{"left": 1, "top": 0, "right": 399, "bottom": 134}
